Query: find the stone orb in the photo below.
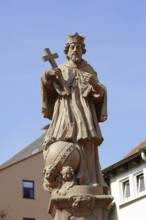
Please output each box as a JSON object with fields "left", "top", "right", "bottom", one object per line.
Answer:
{"left": 44, "top": 141, "right": 80, "bottom": 172}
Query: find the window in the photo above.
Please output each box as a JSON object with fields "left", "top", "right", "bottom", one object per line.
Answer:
{"left": 119, "top": 169, "right": 146, "bottom": 205}
{"left": 22, "top": 181, "right": 35, "bottom": 199}
{"left": 123, "top": 179, "right": 130, "bottom": 199}
{"left": 136, "top": 173, "right": 145, "bottom": 193}
{"left": 119, "top": 177, "right": 132, "bottom": 204}
{"left": 23, "top": 218, "right": 35, "bottom": 220}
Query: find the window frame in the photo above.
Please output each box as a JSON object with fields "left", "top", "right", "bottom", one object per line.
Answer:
{"left": 123, "top": 179, "right": 131, "bottom": 199}
{"left": 134, "top": 171, "right": 146, "bottom": 197}
{"left": 119, "top": 177, "right": 132, "bottom": 204}
{"left": 119, "top": 169, "right": 146, "bottom": 205}
{"left": 22, "top": 180, "right": 35, "bottom": 199}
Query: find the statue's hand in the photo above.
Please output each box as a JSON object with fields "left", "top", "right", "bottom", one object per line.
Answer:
{"left": 45, "top": 68, "right": 62, "bottom": 80}
{"left": 84, "top": 72, "right": 99, "bottom": 92}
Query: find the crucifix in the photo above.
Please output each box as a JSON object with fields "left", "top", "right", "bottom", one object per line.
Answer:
{"left": 42, "top": 48, "right": 70, "bottom": 95}
{"left": 42, "top": 48, "right": 58, "bottom": 68}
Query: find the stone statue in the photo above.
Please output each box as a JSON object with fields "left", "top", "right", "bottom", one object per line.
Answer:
{"left": 41, "top": 33, "right": 113, "bottom": 219}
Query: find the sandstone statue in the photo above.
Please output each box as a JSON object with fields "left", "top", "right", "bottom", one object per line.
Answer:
{"left": 40, "top": 33, "right": 113, "bottom": 219}
{"left": 41, "top": 32, "right": 107, "bottom": 191}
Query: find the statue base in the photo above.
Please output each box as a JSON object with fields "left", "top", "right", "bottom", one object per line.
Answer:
{"left": 48, "top": 186, "right": 113, "bottom": 220}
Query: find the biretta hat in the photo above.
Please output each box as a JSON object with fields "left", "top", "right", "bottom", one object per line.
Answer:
{"left": 67, "top": 32, "right": 85, "bottom": 44}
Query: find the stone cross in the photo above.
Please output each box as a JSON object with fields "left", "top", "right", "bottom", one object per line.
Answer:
{"left": 41, "top": 48, "right": 70, "bottom": 95}
{"left": 42, "top": 48, "right": 58, "bottom": 68}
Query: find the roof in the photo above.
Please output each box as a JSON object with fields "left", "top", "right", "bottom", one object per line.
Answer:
{"left": 124, "top": 139, "right": 146, "bottom": 158}
{"left": 103, "top": 139, "right": 146, "bottom": 176}
{"left": 0, "top": 132, "right": 45, "bottom": 169}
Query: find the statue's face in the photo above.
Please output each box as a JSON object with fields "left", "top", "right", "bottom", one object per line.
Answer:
{"left": 67, "top": 43, "right": 83, "bottom": 63}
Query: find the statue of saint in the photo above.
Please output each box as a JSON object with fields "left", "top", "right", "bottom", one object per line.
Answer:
{"left": 41, "top": 33, "right": 107, "bottom": 188}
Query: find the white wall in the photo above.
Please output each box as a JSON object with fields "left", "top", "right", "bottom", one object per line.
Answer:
{"left": 109, "top": 161, "right": 146, "bottom": 220}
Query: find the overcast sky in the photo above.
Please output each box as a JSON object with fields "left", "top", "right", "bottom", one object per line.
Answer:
{"left": 0, "top": 0, "right": 146, "bottom": 169}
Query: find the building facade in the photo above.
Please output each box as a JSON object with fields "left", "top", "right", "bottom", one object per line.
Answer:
{"left": 104, "top": 140, "right": 146, "bottom": 220}
{"left": 0, "top": 134, "right": 52, "bottom": 220}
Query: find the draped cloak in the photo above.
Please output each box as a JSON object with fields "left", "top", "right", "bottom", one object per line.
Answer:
{"left": 41, "top": 60, "right": 108, "bottom": 185}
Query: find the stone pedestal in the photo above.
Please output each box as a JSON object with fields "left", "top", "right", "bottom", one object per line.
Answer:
{"left": 48, "top": 186, "right": 113, "bottom": 220}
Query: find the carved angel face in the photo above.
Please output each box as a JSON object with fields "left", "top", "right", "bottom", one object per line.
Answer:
{"left": 43, "top": 165, "right": 58, "bottom": 183}
{"left": 61, "top": 166, "right": 74, "bottom": 181}
{"left": 67, "top": 43, "right": 83, "bottom": 64}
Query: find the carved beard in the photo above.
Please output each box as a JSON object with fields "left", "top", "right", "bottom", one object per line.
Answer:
{"left": 71, "top": 54, "right": 81, "bottom": 63}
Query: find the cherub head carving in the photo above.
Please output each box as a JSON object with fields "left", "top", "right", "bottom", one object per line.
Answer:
{"left": 60, "top": 166, "right": 75, "bottom": 181}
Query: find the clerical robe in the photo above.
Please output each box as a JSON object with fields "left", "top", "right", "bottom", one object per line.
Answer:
{"left": 41, "top": 60, "right": 107, "bottom": 149}
{"left": 41, "top": 59, "right": 108, "bottom": 185}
